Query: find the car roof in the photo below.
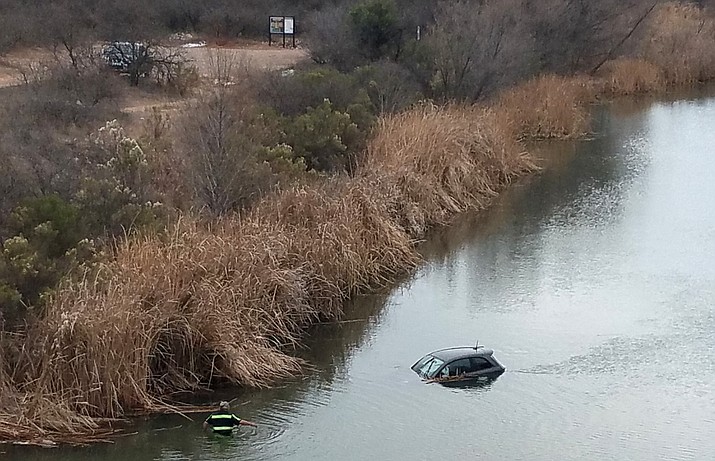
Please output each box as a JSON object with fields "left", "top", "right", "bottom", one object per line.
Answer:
{"left": 429, "top": 346, "right": 494, "bottom": 362}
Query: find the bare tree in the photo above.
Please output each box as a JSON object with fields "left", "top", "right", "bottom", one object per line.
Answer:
{"left": 424, "top": 0, "right": 536, "bottom": 102}
{"left": 526, "top": 0, "right": 656, "bottom": 73}
{"left": 41, "top": 2, "right": 97, "bottom": 70}
{"left": 101, "top": 41, "right": 186, "bottom": 86}
{"left": 360, "top": 60, "right": 423, "bottom": 113}
{"left": 305, "top": 5, "right": 364, "bottom": 70}
{"left": 178, "top": 52, "right": 276, "bottom": 214}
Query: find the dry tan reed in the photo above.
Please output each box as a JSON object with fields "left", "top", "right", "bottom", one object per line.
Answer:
{"left": 597, "top": 58, "right": 666, "bottom": 95}
{"left": 361, "top": 103, "right": 536, "bottom": 235}
{"left": 495, "top": 75, "right": 596, "bottom": 140}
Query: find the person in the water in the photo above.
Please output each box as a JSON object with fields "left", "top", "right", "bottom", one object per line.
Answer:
{"left": 203, "top": 401, "right": 258, "bottom": 435}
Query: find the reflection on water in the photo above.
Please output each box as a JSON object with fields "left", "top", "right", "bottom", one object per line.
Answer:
{"left": 7, "top": 86, "right": 715, "bottom": 461}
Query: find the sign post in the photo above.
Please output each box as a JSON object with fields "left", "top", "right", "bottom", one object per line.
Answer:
{"left": 268, "top": 16, "right": 296, "bottom": 48}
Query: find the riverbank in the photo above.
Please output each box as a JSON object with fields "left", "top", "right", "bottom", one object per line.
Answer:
{"left": 3, "top": 1, "right": 715, "bottom": 447}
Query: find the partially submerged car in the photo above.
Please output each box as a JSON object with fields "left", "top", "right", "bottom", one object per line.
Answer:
{"left": 411, "top": 344, "right": 505, "bottom": 384}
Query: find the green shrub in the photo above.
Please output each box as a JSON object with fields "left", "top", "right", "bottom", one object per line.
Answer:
{"left": 284, "top": 99, "right": 365, "bottom": 172}
{"left": 0, "top": 196, "right": 95, "bottom": 320}
{"left": 259, "top": 66, "right": 365, "bottom": 117}
{"left": 350, "top": 0, "right": 402, "bottom": 61}
{"left": 7, "top": 195, "right": 84, "bottom": 259}
{"left": 77, "top": 120, "right": 165, "bottom": 235}
{"left": 0, "top": 121, "right": 168, "bottom": 324}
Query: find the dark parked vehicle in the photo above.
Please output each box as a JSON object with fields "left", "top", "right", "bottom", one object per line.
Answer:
{"left": 411, "top": 344, "right": 505, "bottom": 384}
{"left": 101, "top": 41, "right": 148, "bottom": 71}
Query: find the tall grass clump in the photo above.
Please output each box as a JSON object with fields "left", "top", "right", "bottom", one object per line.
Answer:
{"left": 253, "top": 179, "right": 421, "bottom": 298}
{"left": 495, "top": 74, "right": 595, "bottom": 140}
{"left": 597, "top": 58, "right": 666, "bottom": 95}
{"left": 643, "top": 2, "right": 715, "bottom": 85}
{"left": 14, "top": 218, "right": 316, "bottom": 421}
{"left": 361, "top": 103, "right": 536, "bottom": 236}
{"left": 8, "top": 182, "right": 423, "bottom": 423}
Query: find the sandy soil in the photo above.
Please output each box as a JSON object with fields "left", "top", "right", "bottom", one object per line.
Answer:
{"left": 0, "top": 48, "right": 58, "bottom": 88}
{"left": 0, "top": 41, "right": 309, "bottom": 134}
{"left": 123, "top": 42, "right": 308, "bottom": 122}
{"left": 0, "top": 41, "right": 309, "bottom": 89}
{"left": 182, "top": 42, "right": 308, "bottom": 78}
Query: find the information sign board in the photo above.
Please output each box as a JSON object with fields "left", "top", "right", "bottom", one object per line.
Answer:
{"left": 268, "top": 16, "right": 296, "bottom": 47}
{"left": 270, "top": 16, "right": 284, "bottom": 34}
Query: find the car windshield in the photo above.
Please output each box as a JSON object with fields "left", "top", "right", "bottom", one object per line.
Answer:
{"left": 413, "top": 355, "right": 445, "bottom": 378}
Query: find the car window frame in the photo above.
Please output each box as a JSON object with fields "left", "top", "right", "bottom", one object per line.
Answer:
{"left": 469, "top": 356, "right": 495, "bottom": 372}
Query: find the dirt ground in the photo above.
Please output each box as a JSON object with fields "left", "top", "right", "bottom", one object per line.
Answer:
{"left": 0, "top": 48, "right": 58, "bottom": 88}
{"left": 0, "top": 41, "right": 309, "bottom": 89}
{"left": 120, "top": 42, "right": 309, "bottom": 116}
{"left": 0, "top": 40, "right": 309, "bottom": 134}
{"left": 182, "top": 42, "right": 308, "bottom": 78}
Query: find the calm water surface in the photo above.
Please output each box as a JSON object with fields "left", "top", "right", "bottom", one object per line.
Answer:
{"left": 7, "top": 89, "right": 715, "bottom": 460}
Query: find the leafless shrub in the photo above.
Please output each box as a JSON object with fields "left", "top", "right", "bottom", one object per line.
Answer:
{"left": 177, "top": 52, "right": 287, "bottom": 214}
{"left": 0, "top": 59, "right": 122, "bottom": 217}
{"left": 528, "top": 0, "right": 657, "bottom": 73}
{"left": 357, "top": 60, "right": 423, "bottom": 114}
{"left": 423, "top": 0, "right": 536, "bottom": 102}
{"left": 152, "top": 50, "right": 199, "bottom": 96}
{"left": 642, "top": 2, "right": 715, "bottom": 84}
{"left": 304, "top": 5, "right": 364, "bottom": 70}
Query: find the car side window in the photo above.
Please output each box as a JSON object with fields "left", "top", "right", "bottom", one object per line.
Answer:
{"left": 469, "top": 357, "right": 493, "bottom": 371}
{"left": 447, "top": 358, "right": 472, "bottom": 376}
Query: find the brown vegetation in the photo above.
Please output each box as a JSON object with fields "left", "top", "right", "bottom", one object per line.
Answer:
{"left": 495, "top": 75, "right": 595, "bottom": 140}
{"left": 643, "top": 3, "right": 715, "bottom": 85}
{"left": 595, "top": 2, "right": 715, "bottom": 95}
{"left": 597, "top": 58, "right": 666, "bottom": 95}
{"left": 361, "top": 104, "right": 535, "bottom": 234}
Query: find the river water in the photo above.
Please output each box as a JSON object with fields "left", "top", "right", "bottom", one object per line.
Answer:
{"left": 7, "top": 89, "right": 715, "bottom": 460}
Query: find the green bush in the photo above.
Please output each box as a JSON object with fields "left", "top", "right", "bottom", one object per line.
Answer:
{"left": 350, "top": 0, "right": 401, "bottom": 61}
{"left": 259, "top": 66, "right": 365, "bottom": 117}
{"left": 284, "top": 99, "right": 366, "bottom": 172}
{"left": 7, "top": 195, "right": 84, "bottom": 259}
{"left": 0, "top": 196, "right": 94, "bottom": 321}
{"left": 77, "top": 120, "right": 165, "bottom": 235}
{"left": 255, "top": 66, "right": 378, "bottom": 173}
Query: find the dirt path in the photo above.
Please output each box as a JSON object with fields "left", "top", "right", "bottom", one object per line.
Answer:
{"left": 0, "top": 41, "right": 309, "bottom": 90}
{"left": 0, "top": 48, "right": 57, "bottom": 88}
{"left": 182, "top": 42, "right": 308, "bottom": 77}
{"left": 1, "top": 41, "right": 310, "bottom": 134}
{"left": 121, "top": 43, "right": 308, "bottom": 129}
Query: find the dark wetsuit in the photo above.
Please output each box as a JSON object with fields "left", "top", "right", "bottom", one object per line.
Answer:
{"left": 205, "top": 411, "right": 242, "bottom": 436}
